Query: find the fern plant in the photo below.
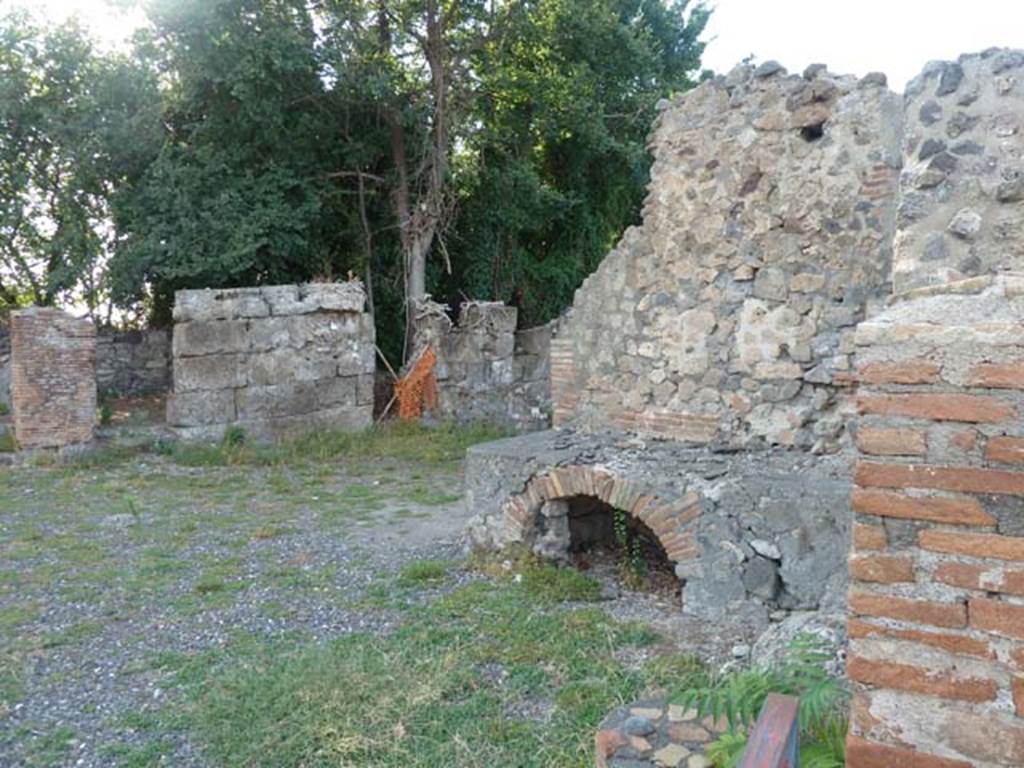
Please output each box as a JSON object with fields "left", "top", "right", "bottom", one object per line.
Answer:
{"left": 675, "top": 634, "right": 848, "bottom": 767}
{"left": 612, "top": 508, "right": 647, "bottom": 587}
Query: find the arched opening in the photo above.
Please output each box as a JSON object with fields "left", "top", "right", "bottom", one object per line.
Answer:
{"left": 558, "top": 496, "right": 678, "bottom": 598}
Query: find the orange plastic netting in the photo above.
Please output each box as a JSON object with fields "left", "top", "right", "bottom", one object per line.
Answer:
{"left": 394, "top": 345, "right": 438, "bottom": 420}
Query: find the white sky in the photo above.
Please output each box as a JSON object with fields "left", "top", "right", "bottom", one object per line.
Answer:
{"left": 701, "top": 0, "right": 1022, "bottom": 91}
{"left": 2, "top": 0, "right": 1022, "bottom": 91}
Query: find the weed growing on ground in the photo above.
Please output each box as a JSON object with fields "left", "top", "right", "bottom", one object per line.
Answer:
{"left": 397, "top": 559, "right": 449, "bottom": 585}
{"left": 150, "top": 560, "right": 701, "bottom": 768}
{"left": 675, "top": 635, "right": 848, "bottom": 768}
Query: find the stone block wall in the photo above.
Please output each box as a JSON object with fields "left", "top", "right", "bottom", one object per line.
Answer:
{"left": 412, "top": 301, "right": 553, "bottom": 432}
{"left": 552, "top": 63, "right": 903, "bottom": 449}
{"left": 96, "top": 329, "right": 171, "bottom": 398}
{"left": 10, "top": 308, "right": 96, "bottom": 449}
{"left": 168, "top": 282, "right": 375, "bottom": 440}
{"left": 847, "top": 276, "right": 1024, "bottom": 767}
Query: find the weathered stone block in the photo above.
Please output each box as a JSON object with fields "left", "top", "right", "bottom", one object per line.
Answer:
{"left": 174, "top": 354, "right": 247, "bottom": 392}
{"left": 173, "top": 319, "right": 251, "bottom": 357}
{"left": 166, "top": 389, "right": 235, "bottom": 426}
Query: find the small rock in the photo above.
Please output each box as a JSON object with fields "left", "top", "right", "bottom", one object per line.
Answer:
{"left": 669, "top": 722, "right": 711, "bottom": 742}
{"left": 918, "top": 100, "right": 942, "bottom": 125}
{"left": 754, "top": 60, "right": 785, "bottom": 78}
{"left": 922, "top": 232, "right": 949, "bottom": 262}
{"left": 936, "top": 62, "right": 964, "bottom": 96}
{"left": 951, "top": 141, "right": 984, "bottom": 155}
{"left": 948, "top": 209, "right": 982, "bottom": 240}
{"left": 623, "top": 715, "right": 657, "bottom": 736}
{"left": 742, "top": 555, "right": 780, "bottom": 600}
{"left": 802, "top": 63, "right": 827, "bottom": 80}
{"left": 859, "top": 71, "right": 887, "bottom": 88}
{"left": 688, "top": 756, "right": 713, "bottom": 768}
{"left": 928, "top": 151, "right": 958, "bottom": 174}
{"left": 749, "top": 538, "right": 781, "bottom": 560}
{"left": 731, "top": 643, "right": 751, "bottom": 659}
{"left": 752, "top": 267, "right": 788, "bottom": 301}
{"left": 653, "top": 744, "right": 691, "bottom": 767}
{"left": 630, "top": 706, "right": 664, "bottom": 721}
{"left": 918, "top": 138, "right": 946, "bottom": 160}
{"left": 668, "top": 704, "right": 698, "bottom": 722}
{"left": 997, "top": 177, "right": 1024, "bottom": 203}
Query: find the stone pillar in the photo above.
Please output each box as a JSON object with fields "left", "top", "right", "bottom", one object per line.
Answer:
{"left": 847, "top": 276, "right": 1024, "bottom": 768}
{"left": 10, "top": 307, "right": 97, "bottom": 449}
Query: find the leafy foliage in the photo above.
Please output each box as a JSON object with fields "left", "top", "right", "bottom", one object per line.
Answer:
{"left": 676, "top": 635, "right": 848, "bottom": 768}
{"left": 2, "top": 1, "right": 708, "bottom": 354}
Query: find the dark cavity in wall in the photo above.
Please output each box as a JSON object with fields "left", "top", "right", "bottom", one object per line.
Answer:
{"left": 567, "top": 496, "right": 677, "bottom": 597}
{"left": 800, "top": 121, "right": 826, "bottom": 142}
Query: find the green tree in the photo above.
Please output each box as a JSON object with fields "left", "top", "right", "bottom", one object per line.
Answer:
{"left": 0, "top": 12, "right": 151, "bottom": 318}
{"left": 107, "top": 0, "right": 356, "bottom": 323}
{"left": 3, "top": 0, "right": 707, "bottom": 358}
{"left": 445, "top": 0, "right": 708, "bottom": 325}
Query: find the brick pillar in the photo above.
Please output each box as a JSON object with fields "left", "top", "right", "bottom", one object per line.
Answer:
{"left": 11, "top": 307, "right": 96, "bottom": 449}
{"left": 847, "top": 276, "right": 1024, "bottom": 768}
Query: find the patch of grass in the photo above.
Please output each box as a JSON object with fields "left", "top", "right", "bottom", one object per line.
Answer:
{"left": 397, "top": 559, "right": 449, "bottom": 586}
{"left": 167, "top": 421, "right": 509, "bottom": 470}
{"left": 0, "top": 602, "right": 41, "bottom": 632}
{"left": 41, "top": 619, "right": 105, "bottom": 649}
{"left": 0, "top": 430, "right": 16, "bottom": 452}
{"left": 163, "top": 563, "right": 689, "bottom": 768}
{"left": 18, "top": 725, "right": 77, "bottom": 767}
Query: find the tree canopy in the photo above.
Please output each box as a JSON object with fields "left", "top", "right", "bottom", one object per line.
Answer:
{"left": 0, "top": 0, "right": 708, "bottom": 359}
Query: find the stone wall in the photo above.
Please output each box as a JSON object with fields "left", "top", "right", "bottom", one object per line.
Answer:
{"left": 168, "top": 282, "right": 375, "bottom": 440}
{"left": 96, "top": 329, "right": 171, "bottom": 398}
{"left": 551, "top": 62, "right": 903, "bottom": 450}
{"left": 412, "top": 300, "right": 553, "bottom": 432}
{"left": 10, "top": 307, "right": 96, "bottom": 449}
{"left": 894, "top": 50, "right": 1024, "bottom": 292}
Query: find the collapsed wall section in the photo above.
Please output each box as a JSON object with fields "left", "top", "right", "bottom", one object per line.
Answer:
{"left": 168, "top": 282, "right": 375, "bottom": 440}
{"left": 10, "top": 307, "right": 97, "bottom": 449}
{"left": 553, "top": 64, "right": 903, "bottom": 449}
{"left": 412, "top": 300, "right": 553, "bottom": 432}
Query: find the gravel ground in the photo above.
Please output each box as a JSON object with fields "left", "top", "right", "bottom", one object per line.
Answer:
{"left": 0, "top": 454, "right": 479, "bottom": 767}
{"left": 0, "top": 450, "right": 757, "bottom": 768}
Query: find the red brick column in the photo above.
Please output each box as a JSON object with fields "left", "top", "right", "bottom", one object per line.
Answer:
{"left": 847, "top": 280, "right": 1024, "bottom": 768}
{"left": 10, "top": 307, "right": 96, "bottom": 449}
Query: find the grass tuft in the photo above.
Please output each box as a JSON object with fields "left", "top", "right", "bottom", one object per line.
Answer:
{"left": 397, "top": 559, "right": 449, "bottom": 585}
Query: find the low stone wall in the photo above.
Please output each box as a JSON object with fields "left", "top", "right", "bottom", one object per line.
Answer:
{"left": 846, "top": 275, "right": 1024, "bottom": 768}
{"left": 10, "top": 308, "right": 96, "bottom": 449}
{"left": 96, "top": 329, "right": 171, "bottom": 398}
{"left": 412, "top": 301, "right": 553, "bottom": 432}
{"left": 168, "top": 282, "right": 375, "bottom": 440}
{"left": 464, "top": 429, "right": 850, "bottom": 626}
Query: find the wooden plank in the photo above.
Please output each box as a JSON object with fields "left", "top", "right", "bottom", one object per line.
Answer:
{"left": 738, "top": 693, "right": 800, "bottom": 768}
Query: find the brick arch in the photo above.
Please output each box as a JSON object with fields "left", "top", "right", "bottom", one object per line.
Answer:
{"left": 500, "top": 464, "right": 702, "bottom": 566}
